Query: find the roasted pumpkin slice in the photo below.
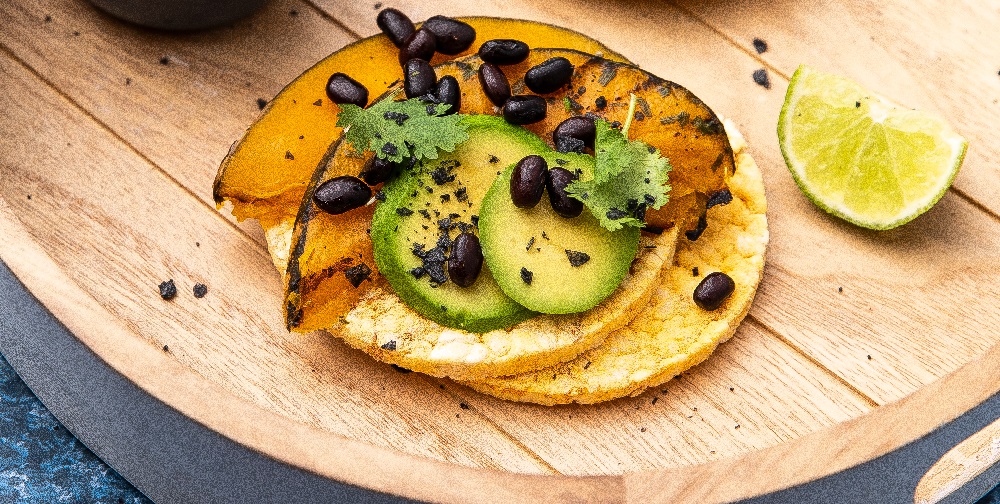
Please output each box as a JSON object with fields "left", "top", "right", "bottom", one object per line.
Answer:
{"left": 213, "top": 17, "right": 627, "bottom": 233}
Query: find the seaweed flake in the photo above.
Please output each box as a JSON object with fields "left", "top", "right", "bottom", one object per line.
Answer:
{"left": 565, "top": 250, "right": 590, "bottom": 267}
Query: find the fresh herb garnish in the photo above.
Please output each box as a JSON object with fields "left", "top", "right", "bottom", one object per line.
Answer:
{"left": 336, "top": 93, "right": 470, "bottom": 164}
{"left": 566, "top": 96, "right": 671, "bottom": 231}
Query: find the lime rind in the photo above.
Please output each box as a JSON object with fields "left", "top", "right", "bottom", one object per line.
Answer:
{"left": 778, "top": 65, "right": 967, "bottom": 230}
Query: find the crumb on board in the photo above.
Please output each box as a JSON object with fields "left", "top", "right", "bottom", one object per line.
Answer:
{"left": 158, "top": 279, "right": 177, "bottom": 300}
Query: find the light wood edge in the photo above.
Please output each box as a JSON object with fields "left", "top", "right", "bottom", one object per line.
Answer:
{"left": 2, "top": 188, "right": 999, "bottom": 503}
{"left": 915, "top": 416, "right": 1000, "bottom": 504}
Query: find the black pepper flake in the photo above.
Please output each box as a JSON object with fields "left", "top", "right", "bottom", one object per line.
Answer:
{"left": 752, "top": 38, "right": 768, "bottom": 54}
{"left": 706, "top": 189, "right": 733, "bottom": 209}
{"left": 526, "top": 237, "right": 535, "bottom": 251}
{"left": 692, "top": 267, "right": 700, "bottom": 277}
{"left": 257, "top": 98, "right": 268, "bottom": 110}
{"left": 541, "top": 231, "right": 549, "bottom": 240}
{"left": 396, "top": 207, "right": 414, "bottom": 216}
{"left": 193, "top": 283, "right": 208, "bottom": 298}
{"left": 730, "top": 387, "right": 735, "bottom": 392}
{"left": 125, "top": 77, "right": 132, "bottom": 85}
{"left": 344, "top": 263, "right": 372, "bottom": 288}
{"left": 410, "top": 267, "right": 426, "bottom": 279}
{"left": 520, "top": 267, "right": 533, "bottom": 285}
{"left": 651, "top": 397, "right": 658, "bottom": 405}
{"left": 313, "top": 99, "right": 323, "bottom": 106}
{"left": 640, "top": 427, "right": 647, "bottom": 433}
{"left": 290, "top": 9, "right": 298, "bottom": 16}
{"left": 391, "top": 364, "right": 412, "bottom": 373}
{"left": 382, "top": 142, "right": 398, "bottom": 156}
{"left": 381, "top": 340, "right": 396, "bottom": 350}
{"left": 634, "top": 111, "right": 645, "bottom": 121}
{"left": 159, "top": 56, "right": 170, "bottom": 65}
{"left": 285, "top": 150, "right": 294, "bottom": 160}
{"left": 838, "top": 286, "right": 844, "bottom": 293}
{"left": 856, "top": 101, "right": 861, "bottom": 108}
{"left": 72, "top": 31, "right": 80, "bottom": 36}
{"left": 454, "top": 187, "right": 468, "bottom": 202}
{"left": 470, "top": 215, "right": 479, "bottom": 226}
{"left": 610, "top": 120, "right": 622, "bottom": 129}
{"left": 440, "top": 194, "right": 451, "bottom": 203}
{"left": 374, "top": 190, "right": 387, "bottom": 202}
{"left": 158, "top": 279, "right": 177, "bottom": 300}
{"left": 418, "top": 209, "right": 431, "bottom": 219}
{"left": 867, "top": 355, "right": 872, "bottom": 360}
{"left": 565, "top": 250, "right": 590, "bottom": 267}
{"left": 606, "top": 208, "right": 628, "bottom": 220}
{"left": 162, "top": 345, "right": 169, "bottom": 352}
{"left": 752, "top": 69, "right": 771, "bottom": 89}
{"left": 488, "top": 155, "right": 500, "bottom": 164}
{"left": 374, "top": 2, "right": 383, "bottom": 8}
{"left": 44, "top": 15, "right": 52, "bottom": 22}
{"left": 383, "top": 111, "right": 410, "bottom": 126}
{"left": 459, "top": 402, "right": 470, "bottom": 410}
{"left": 583, "top": 361, "right": 591, "bottom": 369}
{"left": 595, "top": 96, "right": 607, "bottom": 110}
{"left": 556, "top": 136, "right": 586, "bottom": 154}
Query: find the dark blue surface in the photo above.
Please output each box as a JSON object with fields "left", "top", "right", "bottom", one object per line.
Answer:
{"left": 0, "top": 353, "right": 150, "bottom": 504}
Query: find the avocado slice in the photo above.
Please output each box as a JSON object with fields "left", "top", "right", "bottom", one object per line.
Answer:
{"left": 479, "top": 155, "right": 640, "bottom": 314}
{"left": 371, "top": 115, "right": 545, "bottom": 333}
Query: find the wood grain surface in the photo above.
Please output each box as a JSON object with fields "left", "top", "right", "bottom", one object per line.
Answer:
{"left": 2, "top": 0, "right": 999, "bottom": 501}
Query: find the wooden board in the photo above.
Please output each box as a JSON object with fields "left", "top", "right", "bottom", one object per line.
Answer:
{"left": 2, "top": 0, "right": 1000, "bottom": 501}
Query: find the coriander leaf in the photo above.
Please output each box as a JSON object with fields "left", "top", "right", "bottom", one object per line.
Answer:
{"left": 566, "top": 119, "right": 671, "bottom": 231}
{"left": 336, "top": 94, "right": 469, "bottom": 164}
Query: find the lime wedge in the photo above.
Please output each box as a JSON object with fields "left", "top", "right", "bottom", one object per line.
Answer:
{"left": 778, "top": 65, "right": 967, "bottom": 230}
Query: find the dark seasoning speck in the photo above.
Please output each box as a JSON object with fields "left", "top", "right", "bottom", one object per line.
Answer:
{"left": 752, "top": 69, "right": 771, "bottom": 89}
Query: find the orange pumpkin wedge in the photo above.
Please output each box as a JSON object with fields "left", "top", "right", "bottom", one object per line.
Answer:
{"left": 284, "top": 48, "right": 734, "bottom": 332}
{"left": 213, "top": 18, "right": 627, "bottom": 231}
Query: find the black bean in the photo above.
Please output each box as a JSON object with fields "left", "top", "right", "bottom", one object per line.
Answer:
{"left": 325, "top": 73, "right": 368, "bottom": 107}
{"left": 478, "top": 63, "right": 511, "bottom": 107}
{"left": 376, "top": 8, "right": 415, "bottom": 48}
{"left": 525, "top": 57, "right": 574, "bottom": 94}
{"left": 435, "top": 75, "right": 461, "bottom": 115}
{"left": 359, "top": 156, "right": 395, "bottom": 185}
{"left": 404, "top": 59, "right": 436, "bottom": 98}
{"left": 398, "top": 28, "right": 436, "bottom": 66}
{"left": 553, "top": 116, "right": 596, "bottom": 150}
{"left": 448, "top": 233, "right": 483, "bottom": 288}
{"left": 693, "top": 272, "right": 735, "bottom": 310}
{"left": 314, "top": 176, "right": 372, "bottom": 215}
{"left": 502, "top": 95, "right": 547, "bottom": 125}
{"left": 546, "top": 167, "right": 583, "bottom": 218}
{"left": 478, "top": 39, "right": 529, "bottom": 65}
{"left": 422, "top": 16, "right": 476, "bottom": 55}
{"left": 510, "top": 155, "right": 548, "bottom": 209}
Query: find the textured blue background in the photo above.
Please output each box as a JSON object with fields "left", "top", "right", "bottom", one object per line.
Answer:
{"left": 1, "top": 348, "right": 1000, "bottom": 504}
{"left": 0, "top": 353, "right": 150, "bottom": 504}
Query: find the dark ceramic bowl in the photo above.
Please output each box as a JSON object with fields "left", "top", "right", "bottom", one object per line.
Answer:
{"left": 88, "top": 0, "right": 269, "bottom": 30}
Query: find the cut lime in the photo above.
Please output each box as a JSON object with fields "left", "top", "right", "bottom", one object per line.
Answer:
{"left": 778, "top": 65, "right": 967, "bottom": 230}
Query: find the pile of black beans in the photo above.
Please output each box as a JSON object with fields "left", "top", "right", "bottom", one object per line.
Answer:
{"left": 508, "top": 113, "right": 598, "bottom": 218}
{"left": 316, "top": 9, "right": 580, "bottom": 220}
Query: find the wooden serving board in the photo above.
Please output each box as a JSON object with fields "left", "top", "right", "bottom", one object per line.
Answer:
{"left": 2, "top": 0, "right": 1000, "bottom": 501}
